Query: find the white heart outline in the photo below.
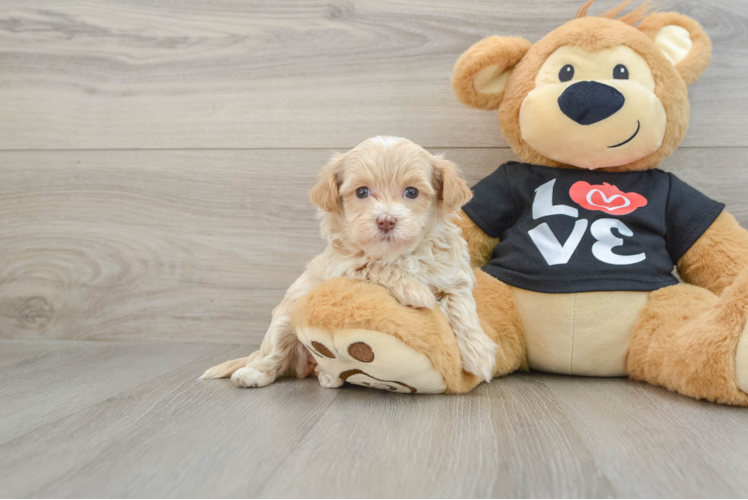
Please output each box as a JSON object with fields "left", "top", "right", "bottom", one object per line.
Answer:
{"left": 585, "top": 189, "right": 631, "bottom": 212}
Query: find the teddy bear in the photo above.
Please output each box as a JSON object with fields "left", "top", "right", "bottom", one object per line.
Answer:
{"left": 285, "top": 0, "right": 748, "bottom": 406}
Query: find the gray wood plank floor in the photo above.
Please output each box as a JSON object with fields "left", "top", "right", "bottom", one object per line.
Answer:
{"left": 2, "top": 339, "right": 748, "bottom": 498}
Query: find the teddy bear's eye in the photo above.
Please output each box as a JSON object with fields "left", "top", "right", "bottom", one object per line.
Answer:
{"left": 404, "top": 187, "right": 419, "bottom": 199}
{"left": 559, "top": 64, "right": 575, "bottom": 82}
{"left": 614, "top": 64, "right": 629, "bottom": 79}
{"left": 356, "top": 187, "right": 370, "bottom": 199}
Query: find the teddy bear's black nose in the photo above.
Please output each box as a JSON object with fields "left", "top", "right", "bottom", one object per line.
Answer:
{"left": 558, "top": 81, "right": 625, "bottom": 125}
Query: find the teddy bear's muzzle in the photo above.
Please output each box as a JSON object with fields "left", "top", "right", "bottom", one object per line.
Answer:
{"left": 558, "top": 80, "right": 626, "bottom": 125}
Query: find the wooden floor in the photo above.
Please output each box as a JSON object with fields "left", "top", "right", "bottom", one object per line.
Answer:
{"left": 2, "top": 0, "right": 748, "bottom": 497}
{"left": 2, "top": 339, "right": 748, "bottom": 498}
{"left": 6, "top": 347, "right": 748, "bottom": 500}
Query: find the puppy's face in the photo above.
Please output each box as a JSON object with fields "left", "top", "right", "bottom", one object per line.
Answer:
{"left": 338, "top": 143, "right": 435, "bottom": 259}
{"left": 310, "top": 137, "right": 472, "bottom": 259}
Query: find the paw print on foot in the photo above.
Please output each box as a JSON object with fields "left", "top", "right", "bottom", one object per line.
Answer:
{"left": 297, "top": 327, "right": 446, "bottom": 394}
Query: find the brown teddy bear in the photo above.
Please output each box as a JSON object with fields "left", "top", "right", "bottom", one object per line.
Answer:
{"left": 287, "top": 0, "right": 748, "bottom": 406}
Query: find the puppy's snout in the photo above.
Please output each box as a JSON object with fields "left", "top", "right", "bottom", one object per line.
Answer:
{"left": 377, "top": 214, "right": 397, "bottom": 232}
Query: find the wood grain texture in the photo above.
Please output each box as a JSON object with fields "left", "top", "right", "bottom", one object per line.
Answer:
{"left": 0, "top": 343, "right": 340, "bottom": 498}
{"left": 0, "top": 339, "right": 231, "bottom": 444}
{"left": 258, "top": 374, "right": 613, "bottom": 498}
{"left": 2, "top": 344, "right": 747, "bottom": 498}
{"left": 0, "top": 0, "right": 746, "bottom": 150}
{"left": 544, "top": 376, "right": 748, "bottom": 497}
{"left": 0, "top": 147, "right": 745, "bottom": 344}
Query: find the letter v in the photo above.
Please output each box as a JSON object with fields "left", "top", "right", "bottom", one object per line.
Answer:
{"left": 528, "top": 220, "right": 589, "bottom": 266}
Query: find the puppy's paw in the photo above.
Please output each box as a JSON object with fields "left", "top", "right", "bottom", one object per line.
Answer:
{"left": 459, "top": 330, "right": 498, "bottom": 383}
{"left": 390, "top": 284, "right": 436, "bottom": 310}
{"left": 231, "top": 366, "right": 274, "bottom": 388}
{"left": 295, "top": 343, "right": 318, "bottom": 378}
{"left": 317, "top": 369, "right": 344, "bottom": 389}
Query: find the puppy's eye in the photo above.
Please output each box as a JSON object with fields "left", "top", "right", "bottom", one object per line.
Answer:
{"left": 404, "top": 187, "right": 419, "bottom": 199}
{"left": 559, "top": 64, "right": 574, "bottom": 82}
{"left": 356, "top": 187, "right": 370, "bottom": 199}
{"left": 613, "top": 64, "right": 629, "bottom": 80}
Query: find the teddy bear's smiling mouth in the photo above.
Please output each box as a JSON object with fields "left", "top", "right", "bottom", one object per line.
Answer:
{"left": 608, "top": 120, "right": 641, "bottom": 148}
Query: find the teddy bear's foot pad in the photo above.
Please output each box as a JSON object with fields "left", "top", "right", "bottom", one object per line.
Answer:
{"left": 297, "top": 326, "right": 446, "bottom": 394}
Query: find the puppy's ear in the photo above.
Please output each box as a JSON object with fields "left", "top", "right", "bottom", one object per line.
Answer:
{"left": 432, "top": 155, "right": 473, "bottom": 212}
{"left": 452, "top": 36, "right": 532, "bottom": 111}
{"left": 638, "top": 12, "right": 712, "bottom": 86}
{"left": 309, "top": 153, "right": 343, "bottom": 213}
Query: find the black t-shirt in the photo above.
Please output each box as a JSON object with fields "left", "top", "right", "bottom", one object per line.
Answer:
{"left": 462, "top": 162, "right": 724, "bottom": 293}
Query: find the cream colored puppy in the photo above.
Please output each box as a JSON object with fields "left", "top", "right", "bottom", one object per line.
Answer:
{"left": 201, "top": 136, "right": 498, "bottom": 387}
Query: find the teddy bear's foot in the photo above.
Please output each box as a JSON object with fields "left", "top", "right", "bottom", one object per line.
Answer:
{"left": 736, "top": 323, "right": 748, "bottom": 394}
{"left": 297, "top": 326, "right": 447, "bottom": 394}
{"left": 628, "top": 275, "right": 748, "bottom": 406}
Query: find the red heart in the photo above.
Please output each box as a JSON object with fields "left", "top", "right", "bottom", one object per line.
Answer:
{"left": 569, "top": 181, "right": 647, "bottom": 215}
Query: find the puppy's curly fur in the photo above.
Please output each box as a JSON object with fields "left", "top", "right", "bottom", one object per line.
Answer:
{"left": 202, "top": 136, "right": 498, "bottom": 387}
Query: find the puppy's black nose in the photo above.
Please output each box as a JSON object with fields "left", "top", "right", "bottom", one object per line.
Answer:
{"left": 558, "top": 81, "right": 625, "bottom": 125}
{"left": 377, "top": 215, "right": 397, "bottom": 232}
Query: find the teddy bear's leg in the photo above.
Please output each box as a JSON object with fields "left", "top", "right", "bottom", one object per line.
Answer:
{"left": 627, "top": 269, "right": 748, "bottom": 406}
{"left": 291, "top": 271, "right": 526, "bottom": 394}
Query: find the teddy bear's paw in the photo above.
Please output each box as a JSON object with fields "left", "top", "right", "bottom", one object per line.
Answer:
{"left": 736, "top": 322, "right": 748, "bottom": 394}
{"left": 231, "top": 366, "right": 274, "bottom": 388}
{"left": 458, "top": 329, "right": 498, "bottom": 383}
{"left": 297, "top": 326, "right": 446, "bottom": 394}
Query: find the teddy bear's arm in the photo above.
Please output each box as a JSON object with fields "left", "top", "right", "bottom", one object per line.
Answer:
{"left": 455, "top": 210, "right": 500, "bottom": 268}
{"left": 677, "top": 211, "right": 748, "bottom": 295}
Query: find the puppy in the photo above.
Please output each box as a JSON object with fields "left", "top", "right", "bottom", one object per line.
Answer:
{"left": 201, "top": 136, "right": 498, "bottom": 388}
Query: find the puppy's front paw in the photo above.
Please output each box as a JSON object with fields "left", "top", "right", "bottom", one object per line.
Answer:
{"left": 231, "top": 366, "right": 274, "bottom": 388}
{"left": 459, "top": 331, "right": 498, "bottom": 383}
{"left": 317, "top": 369, "right": 344, "bottom": 389}
{"left": 390, "top": 285, "right": 436, "bottom": 310}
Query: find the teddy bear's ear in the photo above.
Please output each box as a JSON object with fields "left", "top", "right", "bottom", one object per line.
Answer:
{"left": 638, "top": 12, "right": 712, "bottom": 86}
{"left": 309, "top": 153, "right": 344, "bottom": 213}
{"left": 452, "top": 36, "right": 532, "bottom": 110}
